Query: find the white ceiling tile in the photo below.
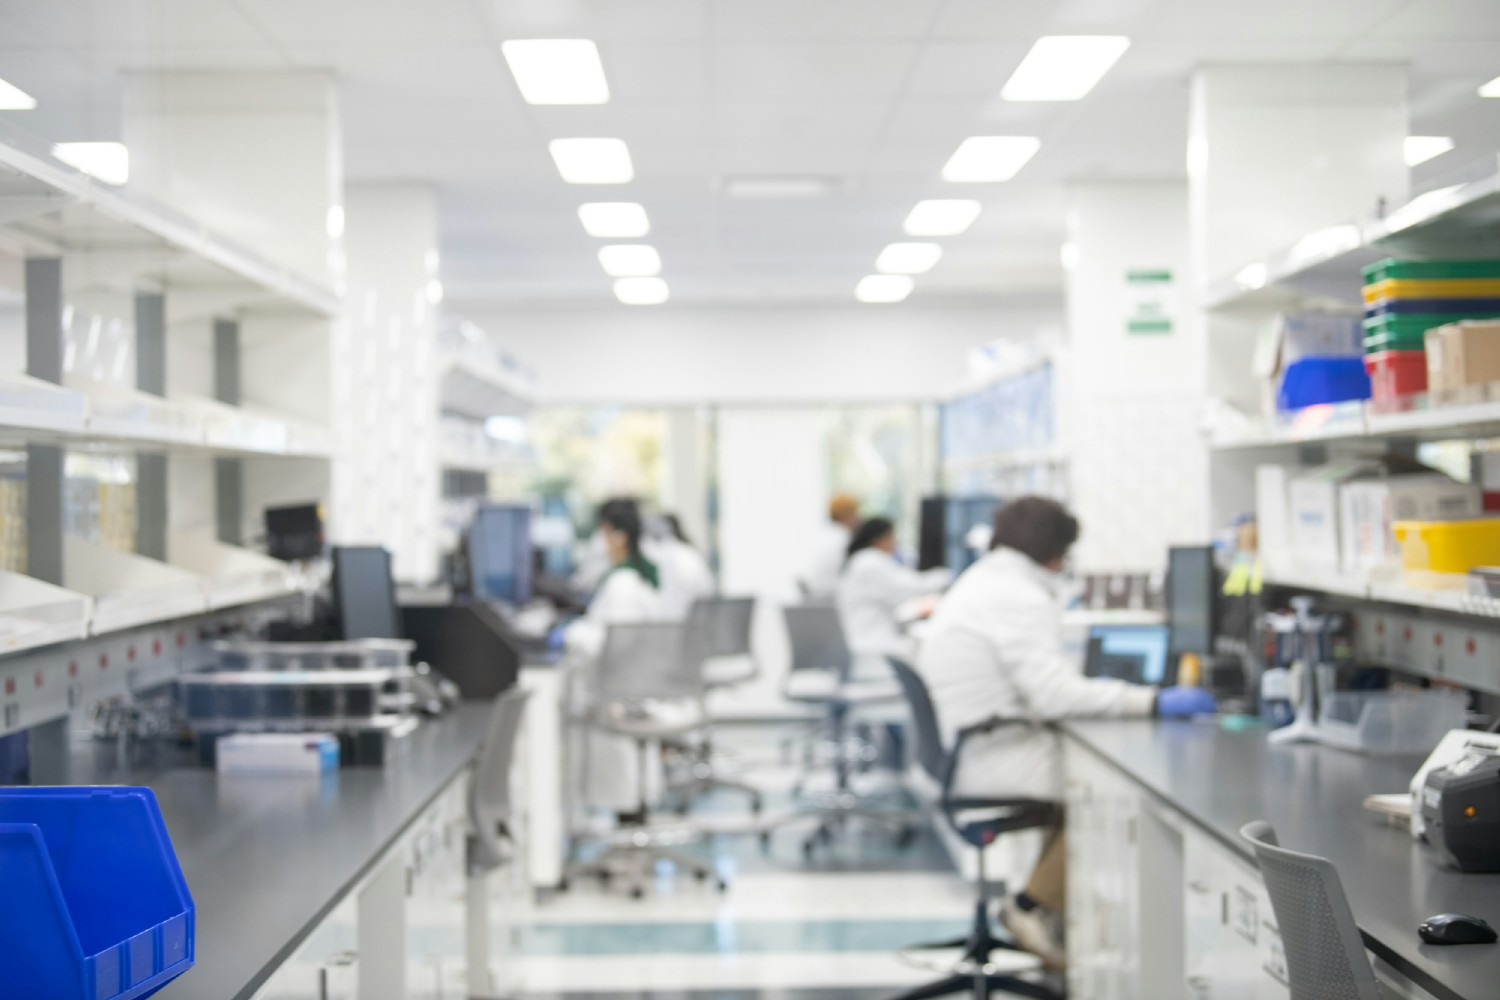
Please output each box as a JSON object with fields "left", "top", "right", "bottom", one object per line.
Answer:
{"left": 904, "top": 41, "right": 1029, "bottom": 99}
{"left": 483, "top": 0, "right": 710, "bottom": 42}
{"left": 1, "top": 0, "right": 266, "bottom": 50}
{"left": 712, "top": 100, "right": 889, "bottom": 146}
{"left": 712, "top": 42, "right": 922, "bottom": 99}
{"left": 603, "top": 42, "right": 712, "bottom": 100}
{"left": 709, "top": 0, "right": 944, "bottom": 41}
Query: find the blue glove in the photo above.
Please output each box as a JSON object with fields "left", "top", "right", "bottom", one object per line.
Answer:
{"left": 1157, "top": 686, "right": 1218, "bottom": 718}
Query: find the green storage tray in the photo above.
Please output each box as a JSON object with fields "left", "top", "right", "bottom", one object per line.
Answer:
{"left": 1363, "top": 313, "right": 1459, "bottom": 337}
{"left": 1362, "top": 258, "right": 1500, "bottom": 284}
{"left": 1363, "top": 330, "right": 1428, "bottom": 354}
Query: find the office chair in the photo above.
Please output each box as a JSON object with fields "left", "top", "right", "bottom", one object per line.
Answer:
{"left": 761, "top": 604, "right": 918, "bottom": 857}
{"left": 566, "top": 620, "right": 724, "bottom": 899}
{"left": 886, "top": 657, "right": 1062, "bottom": 1000}
{"left": 468, "top": 685, "right": 533, "bottom": 873}
{"left": 1241, "top": 821, "right": 1385, "bottom": 1000}
{"left": 668, "top": 596, "right": 764, "bottom": 813}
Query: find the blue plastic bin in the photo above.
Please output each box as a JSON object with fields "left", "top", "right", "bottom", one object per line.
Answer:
{"left": 1277, "top": 356, "right": 1371, "bottom": 411}
{"left": 0, "top": 786, "right": 195, "bottom": 1000}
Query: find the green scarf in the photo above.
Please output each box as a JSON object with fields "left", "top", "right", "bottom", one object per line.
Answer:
{"left": 608, "top": 552, "right": 660, "bottom": 590}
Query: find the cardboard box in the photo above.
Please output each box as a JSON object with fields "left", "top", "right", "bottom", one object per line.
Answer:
{"left": 1439, "top": 320, "right": 1500, "bottom": 390}
{"left": 1256, "top": 465, "right": 1294, "bottom": 570}
{"left": 217, "top": 732, "right": 340, "bottom": 774}
{"left": 1425, "top": 326, "right": 1449, "bottom": 395}
{"left": 1339, "top": 475, "right": 1481, "bottom": 572}
{"left": 1253, "top": 313, "right": 1364, "bottom": 420}
{"left": 1290, "top": 460, "right": 1374, "bottom": 570}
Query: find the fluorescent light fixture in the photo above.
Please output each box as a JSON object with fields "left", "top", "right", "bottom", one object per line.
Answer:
{"left": 598, "top": 244, "right": 661, "bottom": 277}
{"left": 941, "top": 136, "right": 1041, "bottom": 182}
{"left": 325, "top": 204, "right": 345, "bottom": 239}
{"left": 549, "top": 138, "right": 633, "bottom": 184}
{"left": 1060, "top": 242, "right": 1079, "bottom": 270}
{"left": 614, "top": 277, "right": 669, "bottom": 305}
{"left": 1001, "top": 36, "right": 1131, "bottom": 101}
{"left": 501, "top": 39, "right": 609, "bottom": 105}
{"left": 578, "top": 202, "right": 650, "bottom": 237}
{"left": 425, "top": 278, "right": 444, "bottom": 305}
{"left": 0, "top": 77, "right": 37, "bottom": 110}
{"left": 1404, "top": 135, "right": 1455, "bottom": 167}
{"left": 1480, "top": 75, "right": 1500, "bottom": 97}
{"left": 484, "top": 415, "right": 527, "bottom": 443}
{"left": 855, "top": 274, "right": 914, "bottom": 304}
{"left": 1234, "top": 262, "right": 1268, "bottom": 291}
{"left": 876, "top": 243, "right": 943, "bottom": 275}
{"left": 723, "top": 175, "right": 838, "bottom": 199}
{"left": 52, "top": 142, "right": 129, "bottom": 185}
{"left": 903, "top": 200, "right": 982, "bottom": 236}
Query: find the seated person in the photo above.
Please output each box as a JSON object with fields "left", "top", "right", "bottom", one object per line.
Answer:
{"left": 643, "top": 511, "right": 716, "bottom": 620}
{"left": 916, "top": 496, "right": 1214, "bottom": 969}
{"left": 837, "top": 516, "right": 951, "bottom": 664}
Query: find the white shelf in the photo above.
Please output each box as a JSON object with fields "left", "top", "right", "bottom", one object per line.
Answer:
{"left": 1263, "top": 562, "right": 1500, "bottom": 617}
{"left": 1204, "top": 169, "right": 1500, "bottom": 314}
{"left": 0, "top": 373, "right": 89, "bottom": 438}
{"left": 65, "top": 536, "right": 208, "bottom": 635}
{"left": 82, "top": 381, "right": 205, "bottom": 447}
{"left": 165, "top": 532, "right": 293, "bottom": 610}
{"left": 0, "top": 571, "right": 90, "bottom": 655}
{"left": 1211, "top": 396, "right": 1500, "bottom": 450}
{"left": 439, "top": 352, "right": 535, "bottom": 420}
{"left": 0, "top": 120, "right": 339, "bottom": 318}
{"left": 179, "top": 395, "right": 332, "bottom": 459}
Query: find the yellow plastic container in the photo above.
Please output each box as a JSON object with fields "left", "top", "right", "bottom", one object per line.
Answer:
{"left": 1364, "top": 278, "right": 1500, "bottom": 305}
{"left": 1392, "top": 518, "right": 1500, "bottom": 573}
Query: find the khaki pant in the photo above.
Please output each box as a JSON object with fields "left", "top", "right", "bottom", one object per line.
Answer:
{"left": 1024, "top": 820, "right": 1067, "bottom": 913}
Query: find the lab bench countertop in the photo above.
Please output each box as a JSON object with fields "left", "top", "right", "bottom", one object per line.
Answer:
{"left": 1061, "top": 718, "right": 1500, "bottom": 1000}
{"left": 58, "top": 702, "right": 493, "bottom": 1000}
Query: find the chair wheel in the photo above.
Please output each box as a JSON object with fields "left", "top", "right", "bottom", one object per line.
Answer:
{"left": 895, "top": 826, "right": 917, "bottom": 849}
{"left": 629, "top": 885, "right": 645, "bottom": 900}
{"left": 598, "top": 871, "right": 612, "bottom": 885}
{"left": 694, "top": 868, "right": 710, "bottom": 882}
{"left": 750, "top": 795, "right": 763, "bottom": 814}
{"left": 556, "top": 878, "right": 570, "bottom": 892}
{"left": 716, "top": 879, "right": 728, "bottom": 893}
{"left": 759, "top": 831, "right": 773, "bottom": 853}
{"left": 801, "top": 839, "right": 816, "bottom": 860}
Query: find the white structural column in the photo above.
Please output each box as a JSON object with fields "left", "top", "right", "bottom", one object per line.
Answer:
{"left": 337, "top": 184, "right": 442, "bottom": 583}
{"left": 122, "top": 71, "right": 341, "bottom": 547}
{"left": 1190, "top": 65, "right": 1408, "bottom": 524}
{"left": 1065, "top": 181, "right": 1207, "bottom": 571}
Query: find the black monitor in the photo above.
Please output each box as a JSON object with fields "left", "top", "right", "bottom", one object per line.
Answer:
{"left": 1167, "top": 545, "right": 1217, "bottom": 657}
{"left": 919, "top": 495, "right": 1001, "bottom": 573}
{"left": 332, "top": 546, "right": 402, "bottom": 640}
{"left": 264, "top": 503, "right": 323, "bottom": 562}
{"left": 1084, "top": 624, "right": 1172, "bottom": 685}
{"left": 467, "top": 504, "right": 532, "bottom": 605}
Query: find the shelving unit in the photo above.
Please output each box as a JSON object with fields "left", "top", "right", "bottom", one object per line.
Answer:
{"left": 1211, "top": 396, "right": 1500, "bottom": 450}
{"left": 0, "top": 571, "right": 90, "bottom": 655}
{"left": 165, "top": 532, "right": 293, "bottom": 610}
{"left": 65, "top": 536, "right": 208, "bottom": 635}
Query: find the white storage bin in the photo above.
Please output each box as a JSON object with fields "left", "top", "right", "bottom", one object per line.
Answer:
{"left": 1316, "top": 689, "right": 1467, "bottom": 755}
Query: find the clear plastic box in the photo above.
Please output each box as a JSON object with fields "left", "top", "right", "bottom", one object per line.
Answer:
{"left": 213, "top": 638, "right": 413, "bottom": 672}
{"left": 1315, "top": 688, "right": 1467, "bottom": 755}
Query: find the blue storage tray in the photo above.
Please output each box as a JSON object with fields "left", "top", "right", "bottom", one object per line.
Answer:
{"left": 0, "top": 786, "right": 195, "bottom": 1000}
{"left": 1364, "top": 297, "right": 1500, "bottom": 317}
{"left": 1278, "top": 356, "right": 1371, "bottom": 411}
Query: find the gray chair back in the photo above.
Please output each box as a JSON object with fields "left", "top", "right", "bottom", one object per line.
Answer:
{"left": 597, "top": 620, "right": 707, "bottom": 703}
{"left": 691, "top": 595, "right": 755, "bottom": 659}
{"left": 783, "top": 603, "right": 852, "bottom": 682}
{"left": 469, "top": 686, "right": 531, "bottom": 871}
{"left": 887, "top": 657, "right": 947, "bottom": 784}
{"left": 1240, "top": 821, "right": 1383, "bottom": 1000}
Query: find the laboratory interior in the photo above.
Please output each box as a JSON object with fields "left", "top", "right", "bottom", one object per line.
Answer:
{"left": 4, "top": 3, "right": 1500, "bottom": 1000}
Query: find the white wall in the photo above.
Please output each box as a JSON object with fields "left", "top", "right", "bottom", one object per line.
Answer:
{"left": 459, "top": 301, "right": 1062, "bottom": 405}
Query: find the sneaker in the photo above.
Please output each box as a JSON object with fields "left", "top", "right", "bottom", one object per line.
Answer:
{"left": 1001, "top": 896, "right": 1067, "bottom": 971}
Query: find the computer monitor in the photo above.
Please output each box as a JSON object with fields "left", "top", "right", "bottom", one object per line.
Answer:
{"left": 264, "top": 503, "right": 323, "bottom": 562}
{"left": 917, "top": 494, "right": 1000, "bottom": 572}
{"left": 467, "top": 504, "right": 532, "bottom": 605}
{"left": 1167, "top": 545, "right": 1217, "bottom": 657}
{"left": 331, "top": 546, "right": 401, "bottom": 640}
{"left": 1084, "top": 624, "right": 1171, "bottom": 686}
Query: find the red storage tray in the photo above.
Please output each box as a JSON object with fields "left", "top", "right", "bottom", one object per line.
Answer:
{"left": 1364, "top": 349, "right": 1427, "bottom": 402}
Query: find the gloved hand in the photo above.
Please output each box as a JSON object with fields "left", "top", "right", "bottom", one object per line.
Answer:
{"left": 1156, "top": 686, "right": 1218, "bottom": 718}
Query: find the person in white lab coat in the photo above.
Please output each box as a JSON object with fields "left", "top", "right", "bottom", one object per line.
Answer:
{"left": 837, "top": 517, "right": 952, "bottom": 663}
{"left": 563, "top": 498, "right": 671, "bottom": 816}
{"left": 915, "top": 496, "right": 1215, "bottom": 969}
{"left": 803, "top": 492, "right": 862, "bottom": 599}
{"left": 643, "top": 512, "right": 716, "bottom": 620}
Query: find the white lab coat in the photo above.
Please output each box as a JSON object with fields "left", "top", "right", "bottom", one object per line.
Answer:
{"left": 837, "top": 548, "right": 952, "bottom": 661}
{"left": 803, "top": 521, "right": 852, "bottom": 599}
{"left": 643, "top": 536, "right": 716, "bottom": 620}
{"left": 563, "top": 564, "right": 670, "bottom": 810}
{"left": 915, "top": 546, "right": 1157, "bottom": 802}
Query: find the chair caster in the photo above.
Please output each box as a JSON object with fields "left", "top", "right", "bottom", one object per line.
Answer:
{"left": 801, "top": 839, "right": 817, "bottom": 861}
{"left": 556, "top": 877, "right": 570, "bottom": 892}
{"left": 759, "top": 831, "right": 773, "bottom": 853}
{"left": 895, "top": 826, "right": 918, "bottom": 849}
{"left": 628, "top": 885, "right": 645, "bottom": 900}
{"left": 750, "top": 794, "right": 763, "bottom": 814}
{"left": 598, "top": 870, "right": 612, "bottom": 885}
{"left": 716, "top": 879, "right": 729, "bottom": 893}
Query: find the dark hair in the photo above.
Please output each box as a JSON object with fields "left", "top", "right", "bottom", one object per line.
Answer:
{"left": 846, "top": 517, "right": 895, "bottom": 563}
{"left": 597, "top": 497, "right": 644, "bottom": 557}
{"left": 990, "top": 496, "right": 1079, "bottom": 566}
{"left": 661, "top": 512, "right": 690, "bottom": 546}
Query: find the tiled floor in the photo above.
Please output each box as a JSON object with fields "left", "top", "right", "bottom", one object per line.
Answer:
{"left": 411, "top": 722, "right": 1044, "bottom": 999}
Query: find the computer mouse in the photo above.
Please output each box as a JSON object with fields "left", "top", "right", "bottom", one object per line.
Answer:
{"left": 1419, "top": 913, "right": 1498, "bottom": 945}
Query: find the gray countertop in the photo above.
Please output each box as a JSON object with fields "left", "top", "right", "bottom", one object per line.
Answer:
{"left": 60, "top": 703, "right": 493, "bottom": 1000}
{"left": 1062, "top": 719, "right": 1500, "bottom": 1000}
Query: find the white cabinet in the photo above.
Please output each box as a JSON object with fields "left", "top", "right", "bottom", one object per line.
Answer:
{"left": 251, "top": 897, "right": 358, "bottom": 1000}
{"left": 1065, "top": 743, "right": 1143, "bottom": 1000}
{"left": 1182, "top": 827, "right": 1289, "bottom": 1000}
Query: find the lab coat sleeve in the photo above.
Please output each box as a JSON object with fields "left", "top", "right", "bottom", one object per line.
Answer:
{"left": 998, "top": 600, "right": 1158, "bottom": 720}
{"left": 872, "top": 558, "right": 950, "bottom": 604}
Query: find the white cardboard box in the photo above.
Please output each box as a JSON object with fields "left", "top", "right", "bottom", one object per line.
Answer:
{"left": 216, "top": 732, "right": 340, "bottom": 775}
{"left": 1256, "top": 465, "right": 1294, "bottom": 570}
{"left": 1339, "top": 476, "right": 1481, "bottom": 572}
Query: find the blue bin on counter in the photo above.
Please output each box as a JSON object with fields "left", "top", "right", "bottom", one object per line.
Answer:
{"left": 1277, "top": 356, "right": 1371, "bottom": 411}
{"left": 0, "top": 786, "right": 195, "bottom": 1000}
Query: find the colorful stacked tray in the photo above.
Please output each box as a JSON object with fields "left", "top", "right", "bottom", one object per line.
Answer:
{"left": 1360, "top": 260, "right": 1500, "bottom": 401}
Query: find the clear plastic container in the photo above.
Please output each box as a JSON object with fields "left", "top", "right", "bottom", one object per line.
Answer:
{"left": 213, "top": 638, "right": 413, "bottom": 672}
{"left": 1315, "top": 689, "right": 1467, "bottom": 755}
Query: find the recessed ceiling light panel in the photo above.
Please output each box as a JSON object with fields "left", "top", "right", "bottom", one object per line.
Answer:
{"left": 1404, "top": 135, "right": 1455, "bottom": 167}
{"left": 0, "top": 76, "right": 37, "bottom": 110}
{"left": 549, "top": 138, "right": 633, "bottom": 184}
{"left": 1479, "top": 74, "right": 1500, "bottom": 98}
{"left": 876, "top": 243, "right": 943, "bottom": 275}
{"left": 502, "top": 39, "right": 609, "bottom": 105}
{"left": 903, "top": 200, "right": 982, "bottom": 236}
{"left": 52, "top": 142, "right": 129, "bottom": 185}
{"left": 941, "top": 136, "right": 1041, "bottom": 182}
{"left": 615, "top": 277, "right": 669, "bottom": 305}
{"left": 855, "top": 274, "right": 914, "bottom": 303}
{"left": 1002, "top": 36, "right": 1131, "bottom": 101}
{"left": 599, "top": 244, "right": 662, "bottom": 277}
{"left": 579, "top": 202, "right": 650, "bottom": 237}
